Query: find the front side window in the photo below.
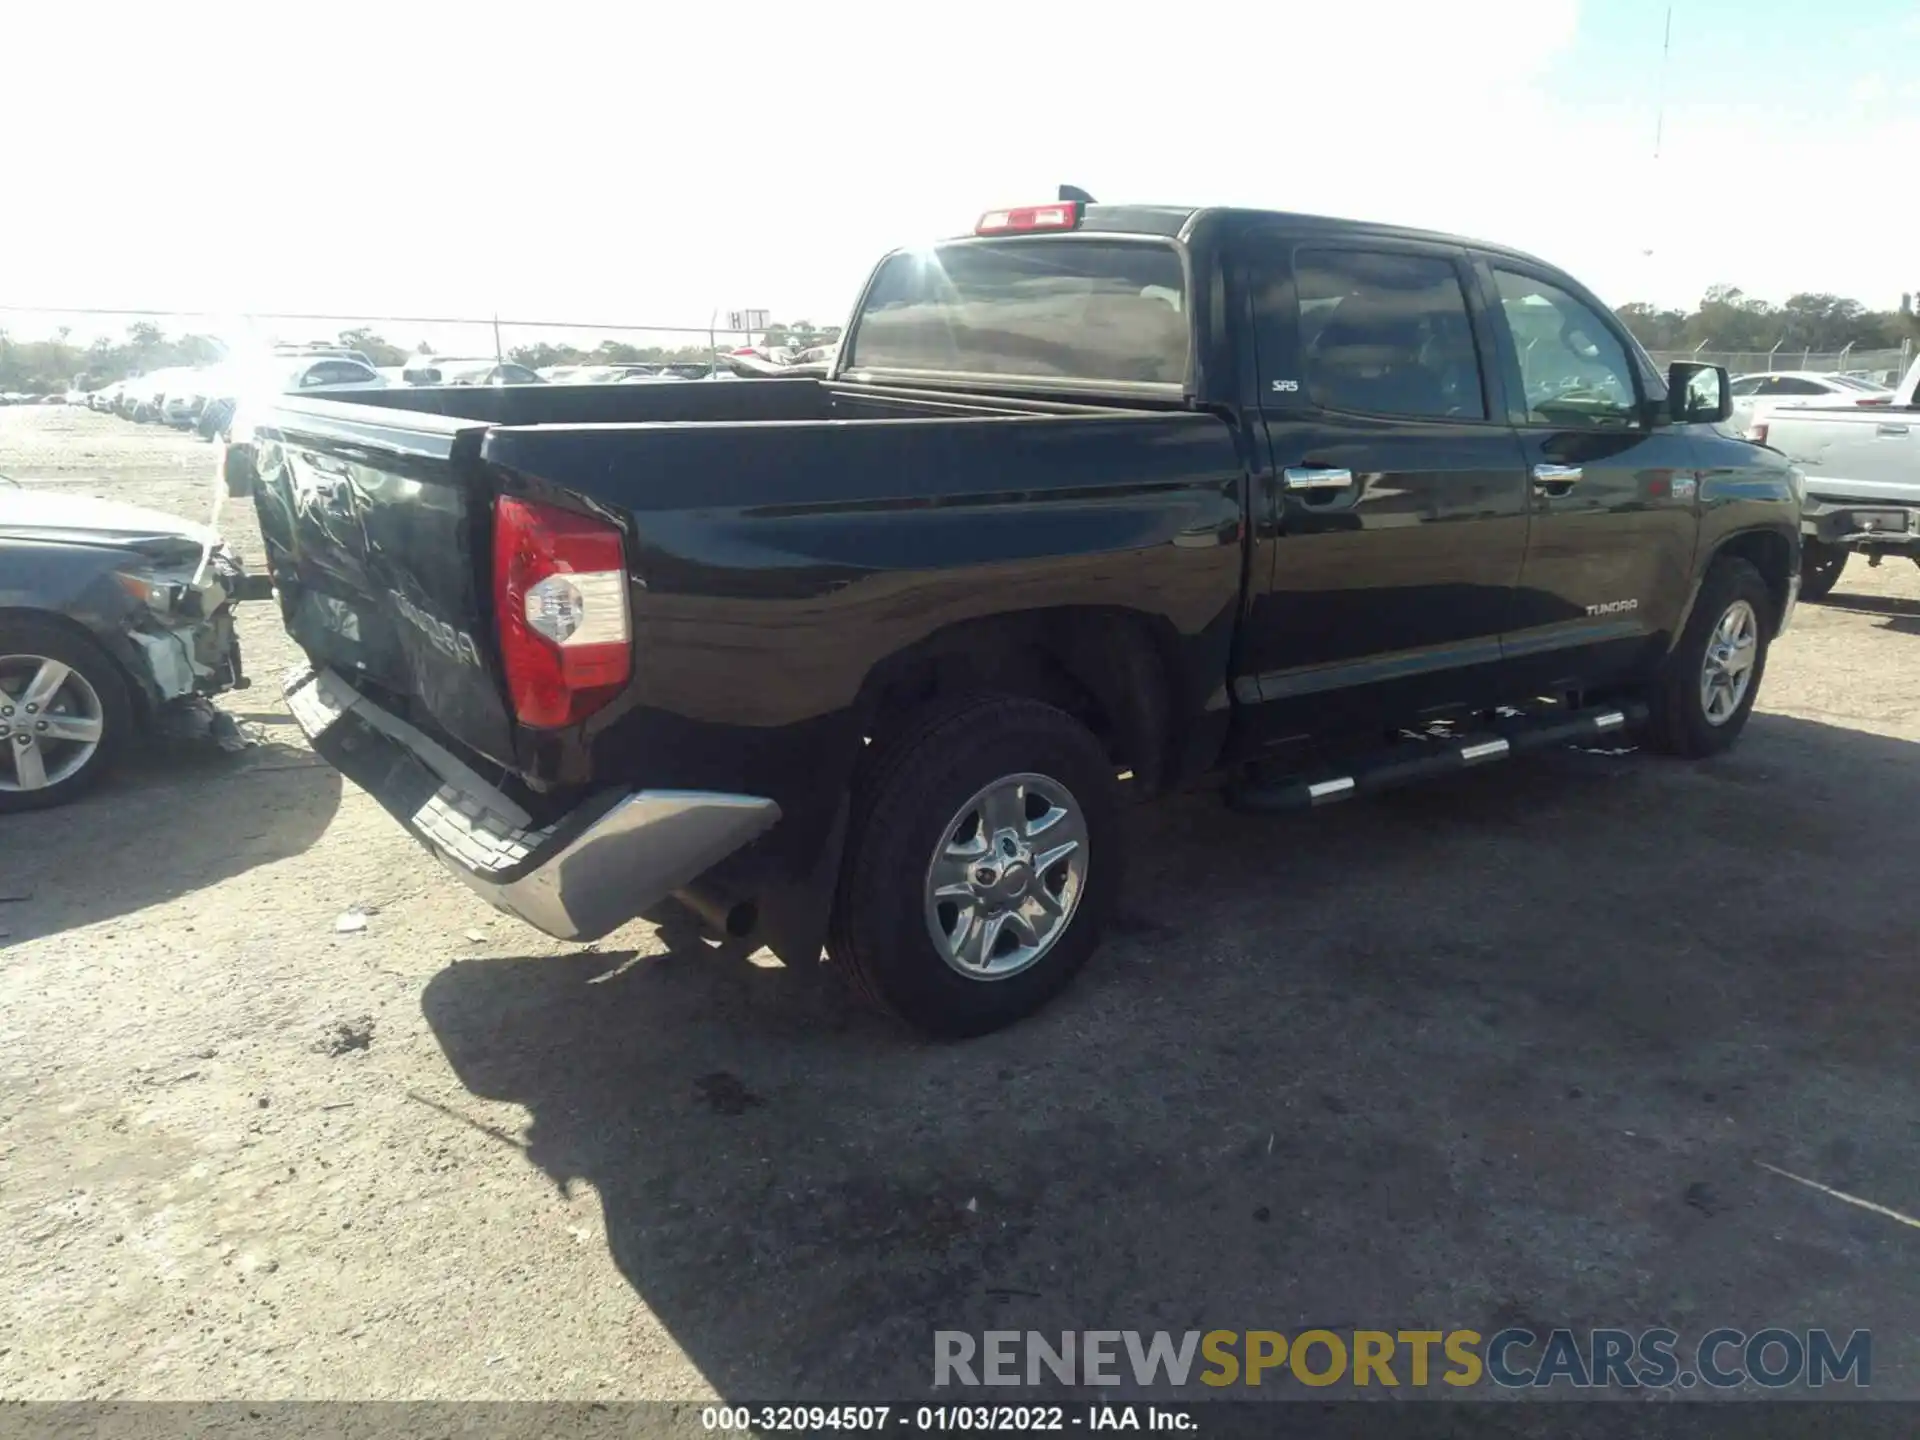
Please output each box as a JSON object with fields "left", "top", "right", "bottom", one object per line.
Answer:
{"left": 1294, "top": 250, "right": 1486, "bottom": 421}
{"left": 1493, "top": 268, "right": 1639, "bottom": 428}
{"left": 1773, "top": 378, "right": 1827, "bottom": 396}
{"left": 1729, "top": 376, "right": 1764, "bottom": 397}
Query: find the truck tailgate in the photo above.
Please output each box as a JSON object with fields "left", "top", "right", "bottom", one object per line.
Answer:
{"left": 252, "top": 398, "right": 517, "bottom": 767}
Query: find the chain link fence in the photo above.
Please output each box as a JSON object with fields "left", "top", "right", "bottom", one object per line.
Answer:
{"left": 1646, "top": 344, "right": 1913, "bottom": 385}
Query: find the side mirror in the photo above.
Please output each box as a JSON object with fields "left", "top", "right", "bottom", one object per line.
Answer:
{"left": 1668, "top": 362, "right": 1732, "bottom": 424}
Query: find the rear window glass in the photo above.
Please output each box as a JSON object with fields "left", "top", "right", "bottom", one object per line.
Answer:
{"left": 847, "top": 238, "right": 1189, "bottom": 387}
{"left": 303, "top": 360, "right": 376, "bottom": 386}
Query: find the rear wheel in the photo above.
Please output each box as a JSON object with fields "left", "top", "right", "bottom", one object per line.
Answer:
{"left": 1799, "top": 540, "right": 1848, "bottom": 602}
{"left": 0, "top": 620, "right": 133, "bottom": 813}
{"left": 1643, "top": 557, "right": 1773, "bottom": 758}
{"left": 222, "top": 442, "right": 258, "bottom": 497}
{"left": 828, "top": 695, "right": 1121, "bottom": 1037}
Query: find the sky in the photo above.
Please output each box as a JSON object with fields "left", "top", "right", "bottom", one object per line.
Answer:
{"left": 3, "top": 0, "right": 1917, "bottom": 346}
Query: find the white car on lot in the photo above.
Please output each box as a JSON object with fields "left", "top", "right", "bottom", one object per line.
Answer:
{"left": 221, "top": 356, "right": 387, "bottom": 495}
{"left": 1729, "top": 370, "right": 1892, "bottom": 436}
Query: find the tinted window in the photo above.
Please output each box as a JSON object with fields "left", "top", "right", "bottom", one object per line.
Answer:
{"left": 304, "top": 360, "right": 376, "bottom": 386}
{"left": 848, "top": 238, "right": 1189, "bottom": 386}
{"left": 1772, "top": 377, "right": 1827, "bottom": 395}
{"left": 1295, "top": 250, "right": 1485, "bottom": 420}
{"left": 1493, "top": 269, "right": 1638, "bottom": 428}
{"left": 1729, "top": 376, "right": 1763, "bottom": 396}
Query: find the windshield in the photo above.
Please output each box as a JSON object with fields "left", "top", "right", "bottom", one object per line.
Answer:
{"left": 846, "top": 237, "right": 1190, "bottom": 388}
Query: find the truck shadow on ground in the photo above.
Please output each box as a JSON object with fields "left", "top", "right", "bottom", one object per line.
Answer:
{"left": 1810, "top": 591, "right": 1920, "bottom": 636}
{"left": 421, "top": 712, "right": 1920, "bottom": 1411}
{"left": 0, "top": 737, "right": 341, "bottom": 943}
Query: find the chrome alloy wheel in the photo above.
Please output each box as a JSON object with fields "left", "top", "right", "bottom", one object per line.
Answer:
{"left": 1698, "top": 599, "right": 1759, "bottom": 727}
{"left": 923, "top": 771, "right": 1089, "bottom": 981}
{"left": 0, "top": 655, "right": 106, "bottom": 793}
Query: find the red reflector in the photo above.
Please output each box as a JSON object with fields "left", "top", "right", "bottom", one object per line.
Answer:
{"left": 1857, "top": 395, "right": 1891, "bottom": 406}
{"left": 976, "top": 201, "right": 1081, "bottom": 235}
{"left": 493, "top": 495, "right": 631, "bottom": 729}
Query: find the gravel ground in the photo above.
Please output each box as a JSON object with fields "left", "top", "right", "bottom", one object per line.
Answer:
{"left": 2, "top": 406, "right": 1917, "bottom": 1405}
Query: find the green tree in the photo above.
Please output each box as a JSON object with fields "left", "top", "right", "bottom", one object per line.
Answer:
{"left": 1615, "top": 302, "right": 1687, "bottom": 351}
{"left": 760, "top": 320, "right": 842, "bottom": 351}
{"left": 337, "top": 328, "right": 408, "bottom": 366}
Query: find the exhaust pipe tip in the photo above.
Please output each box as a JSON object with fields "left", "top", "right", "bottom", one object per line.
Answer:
{"left": 671, "top": 887, "right": 759, "bottom": 940}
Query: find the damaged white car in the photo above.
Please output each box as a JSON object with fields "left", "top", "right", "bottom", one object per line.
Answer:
{"left": 0, "top": 483, "right": 266, "bottom": 811}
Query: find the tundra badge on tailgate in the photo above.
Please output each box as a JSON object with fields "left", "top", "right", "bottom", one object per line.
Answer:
{"left": 390, "top": 589, "right": 483, "bottom": 667}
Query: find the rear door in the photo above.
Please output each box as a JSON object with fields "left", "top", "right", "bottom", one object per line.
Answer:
{"left": 1236, "top": 234, "right": 1531, "bottom": 742}
{"left": 1480, "top": 261, "right": 1701, "bottom": 690}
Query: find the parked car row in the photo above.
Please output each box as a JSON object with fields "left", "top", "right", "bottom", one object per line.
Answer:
{"left": 1728, "top": 369, "right": 1894, "bottom": 437}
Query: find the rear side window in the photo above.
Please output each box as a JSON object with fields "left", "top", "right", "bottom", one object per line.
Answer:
{"left": 847, "top": 238, "right": 1189, "bottom": 387}
{"left": 1295, "top": 250, "right": 1487, "bottom": 421}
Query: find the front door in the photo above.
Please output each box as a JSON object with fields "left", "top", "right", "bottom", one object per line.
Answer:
{"left": 1237, "top": 238, "right": 1532, "bottom": 746}
{"left": 1479, "top": 261, "right": 1702, "bottom": 692}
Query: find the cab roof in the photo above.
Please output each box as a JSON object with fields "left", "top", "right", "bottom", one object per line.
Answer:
{"left": 1038, "top": 203, "right": 1555, "bottom": 271}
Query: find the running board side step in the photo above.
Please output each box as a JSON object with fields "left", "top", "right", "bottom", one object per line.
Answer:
{"left": 1225, "top": 702, "right": 1647, "bottom": 814}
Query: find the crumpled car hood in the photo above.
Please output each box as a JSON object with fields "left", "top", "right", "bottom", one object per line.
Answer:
{"left": 0, "top": 488, "right": 218, "bottom": 562}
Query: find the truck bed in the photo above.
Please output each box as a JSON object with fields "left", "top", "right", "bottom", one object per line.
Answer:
{"left": 251, "top": 378, "right": 1246, "bottom": 845}
{"left": 1761, "top": 402, "right": 1920, "bottom": 507}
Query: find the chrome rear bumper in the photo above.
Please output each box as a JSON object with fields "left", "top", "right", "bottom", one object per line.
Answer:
{"left": 284, "top": 667, "right": 780, "bottom": 941}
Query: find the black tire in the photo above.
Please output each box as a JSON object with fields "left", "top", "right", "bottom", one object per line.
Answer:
{"left": 827, "top": 694, "right": 1122, "bottom": 1038}
{"left": 1642, "top": 557, "right": 1774, "bottom": 758}
{"left": 222, "top": 442, "right": 257, "bottom": 498}
{"left": 0, "top": 618, "right": 134, "bottom": 813}
{"left": 1799, "top": 540, "right": 1848, "bottom": 603}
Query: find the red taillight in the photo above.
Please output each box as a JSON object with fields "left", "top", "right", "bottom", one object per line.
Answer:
{"left": 493, "top": 495, "right": 631, "bottom": 728}
{"left": 975, "top": 201, "right": 1081, "bottom": 235}
{"left": 1857, "top": 395, "right": 1891, "bottom": 406}
{"left": 1750, "top": 422, "right": 1769, "bottom": 445}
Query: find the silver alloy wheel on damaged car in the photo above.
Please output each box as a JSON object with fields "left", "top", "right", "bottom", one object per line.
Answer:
{"left": 0, "top": 654, "right": 107, "bottom": 793}
{"left": 924, "top": 770, "right": 1089, "bottom": 980}
{"left": 1698, "top": 599, "right": 1759, "bottom": 726}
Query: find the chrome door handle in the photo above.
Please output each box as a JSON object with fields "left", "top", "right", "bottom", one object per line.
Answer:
{"left": 1877, "top": 423, "right": 1910, "bottom": 436}
{"left": 1532, "top": 463, "right": 1583, "bottom": 487}
{"left": 1283, "top": 466, "right": 1354, "bottom": 491}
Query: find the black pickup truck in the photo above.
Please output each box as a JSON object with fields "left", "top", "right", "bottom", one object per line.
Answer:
{"left": 253, "top": 199, "right": 1801, "bottom": 1036}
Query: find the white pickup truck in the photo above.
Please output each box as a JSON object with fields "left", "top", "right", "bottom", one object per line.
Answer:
{"left": 1755, "top": 354, "right": 1920, "bottom": 599}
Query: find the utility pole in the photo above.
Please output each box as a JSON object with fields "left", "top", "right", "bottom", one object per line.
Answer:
{"left": 1653, "top": 4, "right": 1672, "bottom": 161}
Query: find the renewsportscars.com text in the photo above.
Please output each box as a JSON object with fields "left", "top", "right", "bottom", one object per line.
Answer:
{"left": 933, "top": 1328, "right": 1871, "bottom": 1391}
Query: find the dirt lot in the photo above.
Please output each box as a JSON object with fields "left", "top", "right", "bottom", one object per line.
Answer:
{"left": 2, "top": 405, "right": 1918, "bottom": 1404}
